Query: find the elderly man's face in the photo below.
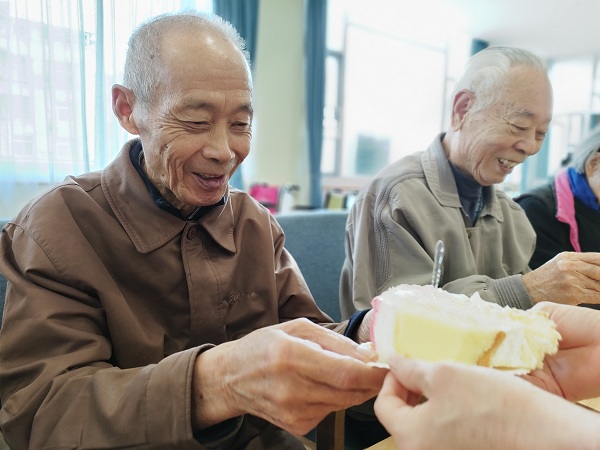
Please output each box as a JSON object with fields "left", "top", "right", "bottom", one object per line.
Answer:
{"left": 451, "top": 66, "right": 553, "bottom": 186}
{"left": 136, "top": 30, "right": 253, "bottom": 215}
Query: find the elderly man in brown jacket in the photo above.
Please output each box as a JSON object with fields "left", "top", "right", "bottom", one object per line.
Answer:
{"left": 0, "top": 12, "right": 385, "bottom": 450}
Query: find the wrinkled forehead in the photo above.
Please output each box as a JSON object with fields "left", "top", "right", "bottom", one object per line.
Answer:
{"left": 159, "top": 27, "right": 251, "bottom": 81}
{"left": 498, "top": 67, "right": 553, "bottom": 121}
{"left": 505, "top": 66, "right": 552, "bottom": 99}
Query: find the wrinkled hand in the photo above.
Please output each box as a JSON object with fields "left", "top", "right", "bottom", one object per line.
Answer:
{"left": 192, "top": 318, "right": 387, "bottom": 436}
{"left": 522, "top": 252, "right": 600, "bottom": 305}
{"left": 374, "top": 356, "right": 597, "bottom": 450}
{"left": 523, "top": 302, "right": 600, "bottom": 402}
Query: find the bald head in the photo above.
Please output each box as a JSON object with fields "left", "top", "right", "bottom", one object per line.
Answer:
{"left": 452, "top": 46, "right": 551, "bottom": 113}
{"left": 123, "top": 11, "right": 251, "bottom": 107}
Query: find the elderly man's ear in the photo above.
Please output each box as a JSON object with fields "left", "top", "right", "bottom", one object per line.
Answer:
{"left": 451, "top": 90, "right": 475, "bottom": 131}
{"left": 112, "top": 84, "right": 140, "bottom": 135}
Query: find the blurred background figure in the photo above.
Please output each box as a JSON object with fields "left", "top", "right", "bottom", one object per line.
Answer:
{"left": 515, "top": 125, "right": 600, "bottom": 269}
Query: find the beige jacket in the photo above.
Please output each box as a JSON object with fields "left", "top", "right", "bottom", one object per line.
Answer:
{"left": 0, "top": 140, "right": 339, "bottom": 450}
{"left": 340, "top": 133, "right": 536, "bottom": 319}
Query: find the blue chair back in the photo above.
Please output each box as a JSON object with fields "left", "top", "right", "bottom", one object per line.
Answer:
{"left": 275, "top": 210, "right": 348, "bottom": 322}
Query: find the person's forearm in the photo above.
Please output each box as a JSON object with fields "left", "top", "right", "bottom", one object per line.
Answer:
{"left": 192, "top": 341, "right": 243, "bottom": 430}
{"left": 546, "top": 401, "right": 600, "bottom": 450}
{"left": 512, "top": 392, "right": 600, "bottom": 450}
{"left": 442, "top": 274, "right": 534, "bottom": 309}
{"left": 577, "top": 405, "right": 600, "bottom": 450}
{"left": 2, "top": 348, "right": 201, "bottom": 449}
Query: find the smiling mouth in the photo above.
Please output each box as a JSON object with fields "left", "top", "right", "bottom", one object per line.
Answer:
{"left": 499, "top": 158, "right": 519, "bottom": 169}
{"left": 193, "top": 172, "right": 227, "bottom": 190}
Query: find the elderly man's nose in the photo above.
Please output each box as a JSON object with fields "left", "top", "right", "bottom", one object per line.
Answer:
{"left": 517, "top": 132, "right": 541, "bottom": 155}
{"left": 204, "top": 133, "right": 233, "bottom": 162}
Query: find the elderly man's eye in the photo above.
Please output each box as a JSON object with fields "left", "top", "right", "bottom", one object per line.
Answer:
{"left": 511, "top": 123, "right": 528, "bottom": 132}
{"left": 233, "top": 121, "right": 251, "bottom": 129}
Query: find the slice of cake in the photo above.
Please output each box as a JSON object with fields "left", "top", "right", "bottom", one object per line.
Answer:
{"left": 370, "top": 284, "right": 561, "bottom": 373}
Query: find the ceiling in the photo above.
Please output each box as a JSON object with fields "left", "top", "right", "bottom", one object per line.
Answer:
{"left": 448, "top": 0, "right": 600, "bottom": 60}
{"left": 345, "top": 0, "right": 600, "bottom": 62}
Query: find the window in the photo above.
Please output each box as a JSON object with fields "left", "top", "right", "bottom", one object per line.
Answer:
{"left": 321, "top": 51, "right": 343, "bottom": 175}
{"left": 322, "top": 0, "right": 470, "bottom": 190}
{"left": 0, "top": 0, "right": 213, "bottom": 220}
{"left": 322, "top": 1, "right": 600, "bottom": 197}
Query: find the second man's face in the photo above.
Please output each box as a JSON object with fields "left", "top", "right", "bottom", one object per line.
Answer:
{"left": 454, "top": 66, "right": 553, "bottom": 186}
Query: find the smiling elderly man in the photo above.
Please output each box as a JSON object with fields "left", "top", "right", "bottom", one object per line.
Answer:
{"left": 340, "top": 46, "right": 600, "bottom": 319}
{"left": 0, "top": 11, "right": 385, "bottom": 450}
{"left": 339, "top": 46, "right": 600, "bottom": 448}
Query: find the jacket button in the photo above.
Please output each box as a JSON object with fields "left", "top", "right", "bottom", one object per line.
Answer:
{"left": 187, "top": 226, "right": 197, "bottom": 240}
{"left": 467, "top": 231, "right": 472, "bottom": 238}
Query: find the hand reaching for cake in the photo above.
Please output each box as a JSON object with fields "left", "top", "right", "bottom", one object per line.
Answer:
{"left": 191, "top": 318, "right": 386, "bottom": 436}
{"left": 375, "top": 355, "right": 600, "bottom": 450}
{"left": 373, "top": 301, "right": 600, "bottom": 450}
{"left": 522, "top": 252, "right": 600, "bottom": 306}
{"left": 523, "top": 301, "right": 600, "bottom": 402}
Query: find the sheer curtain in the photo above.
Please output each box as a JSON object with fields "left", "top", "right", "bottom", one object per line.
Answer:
{"left": 0, "top": 0, "right": 212, "bottom": 220}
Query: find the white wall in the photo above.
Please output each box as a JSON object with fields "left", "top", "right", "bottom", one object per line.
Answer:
{"left": 245, "top": 0, "right": 310, "bottom": 206}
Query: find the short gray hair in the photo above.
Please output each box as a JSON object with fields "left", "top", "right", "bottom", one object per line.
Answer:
{"left": 123, "top": 10, "right": 250, "bottom": 106}
{"left": 452, "top": 46, "right": 548, "bottom": 112}
{"left": 570, "top": 124, "right": 600, "bottom": 173}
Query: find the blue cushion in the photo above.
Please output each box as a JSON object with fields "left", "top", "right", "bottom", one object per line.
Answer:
{"left": 275, "top": 210, "right": 348, "bottom": 322}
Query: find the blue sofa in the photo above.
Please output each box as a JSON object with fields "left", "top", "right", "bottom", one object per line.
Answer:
{"left": 275, "top": 209, "right": 351, "bottom": 449}
{"left": 274, "top": 209, "right": 348, "bottom": 322}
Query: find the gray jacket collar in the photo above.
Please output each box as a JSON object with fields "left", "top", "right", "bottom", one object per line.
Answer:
{"left": 422, "top": 133, "right": 504, "bottom": 222}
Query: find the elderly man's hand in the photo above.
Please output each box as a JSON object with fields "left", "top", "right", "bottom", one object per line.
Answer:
{"left": 191, "top": 318, "right": 387, "bottom": 436}
{"left": 522, "top": 252, "right": 600, "bottom": 306}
